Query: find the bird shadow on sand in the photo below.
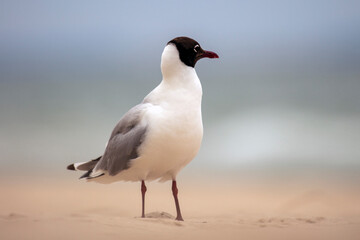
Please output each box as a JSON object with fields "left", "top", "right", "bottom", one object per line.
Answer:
{"left": 136, "top": 211, "right": 184, "bottom": 226}
{"left": 143, "top": 211, "right": 174, "bottom": 219}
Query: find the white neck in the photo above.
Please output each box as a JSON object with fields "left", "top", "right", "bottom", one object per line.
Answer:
{"left": 161, "top": 44, "right": 196, "bottom": 85}
{"left": 144, "top": 44, "right": 202, "bottom": 105}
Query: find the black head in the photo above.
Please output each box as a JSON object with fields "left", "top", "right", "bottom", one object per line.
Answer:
{"left": 168, "top": 36, "right": 219, "bottom": 68}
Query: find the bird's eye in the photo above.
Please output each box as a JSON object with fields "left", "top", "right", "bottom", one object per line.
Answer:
{"left": 194, "top": 45, "right": 200, "bottom": 53}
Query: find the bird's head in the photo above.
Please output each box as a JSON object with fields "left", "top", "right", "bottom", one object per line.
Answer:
{"left": 161, "top": 37, "right": 219, "bottom": 78}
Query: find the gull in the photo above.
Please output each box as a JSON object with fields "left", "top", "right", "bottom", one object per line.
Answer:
{"left": 67, "top": 36, "right": 219, "bottom": 221}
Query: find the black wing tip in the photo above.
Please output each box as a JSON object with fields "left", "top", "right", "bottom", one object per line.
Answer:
{"left": 79, "top": 170, "right": 105, "bottom": 180}
{"left": 67, "top": 164, "right": 75, "bottom": 171}
{"left": 79, "top": 170, "right": 91, "bottom": 179}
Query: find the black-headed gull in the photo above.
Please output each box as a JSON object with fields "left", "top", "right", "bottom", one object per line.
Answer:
{"left": 67, "top": 36, "right": 219, "bottom": 221}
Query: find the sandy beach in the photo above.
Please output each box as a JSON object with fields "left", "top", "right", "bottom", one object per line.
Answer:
{"left": 1, "top": 172, "right": 359, "bottom": 240}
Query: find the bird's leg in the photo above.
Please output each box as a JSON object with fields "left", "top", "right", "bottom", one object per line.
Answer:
{"left": 141, "top": 180, "right": 147, "bottom": 218}
{"left": 172, "top": 180, "right": 184, "bottom": 221}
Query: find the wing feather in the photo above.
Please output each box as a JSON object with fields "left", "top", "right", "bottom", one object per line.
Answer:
{"left": 93, "top": 104, "right": 148, "bottom": 176}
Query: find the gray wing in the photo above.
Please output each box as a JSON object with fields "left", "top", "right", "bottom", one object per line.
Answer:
{"left": 94, "top": 104, "right": 148, "bottom": 176}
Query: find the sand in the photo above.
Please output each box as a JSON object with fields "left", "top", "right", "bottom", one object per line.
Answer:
{"left": 1, "top": 173, "right": 359, "bottom": 240}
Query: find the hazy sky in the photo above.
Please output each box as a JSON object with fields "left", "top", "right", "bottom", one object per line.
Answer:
{"left": 1, "top": 0, "right": 359, "bottom": 72}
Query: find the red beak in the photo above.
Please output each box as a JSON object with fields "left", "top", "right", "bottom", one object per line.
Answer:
{"left": 200, "top": 50, "right": 219, "bottom": 59}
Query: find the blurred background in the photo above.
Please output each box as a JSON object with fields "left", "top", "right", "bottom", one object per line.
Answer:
{"left": 1, "top": 0, "right": 359, "bottom": 180}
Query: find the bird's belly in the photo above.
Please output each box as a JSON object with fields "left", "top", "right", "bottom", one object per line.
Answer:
{"left": 128, "top": 107, "right": 203, "bottom": 181}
